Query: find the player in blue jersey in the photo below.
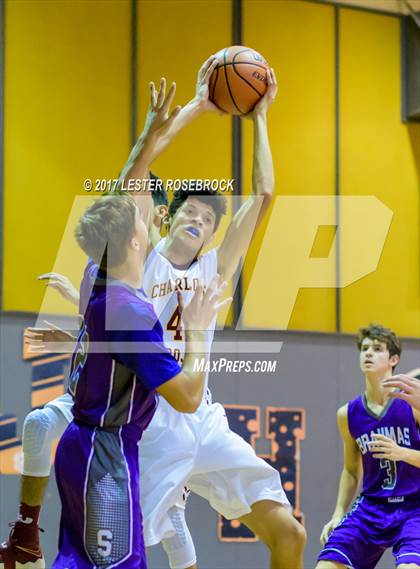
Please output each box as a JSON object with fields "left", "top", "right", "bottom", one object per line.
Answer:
{"left": 51, "top": 194, "right": 229, "bottom": 569}
{"left": 317, "top": 324, "right": 420, "bottom": 569}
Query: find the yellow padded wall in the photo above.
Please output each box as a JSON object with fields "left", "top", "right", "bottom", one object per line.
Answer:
{"left": 3, "top": 0, "right": 131, "bottom": 313}
{"left": 136, "top": 0, "right": 231, "bottom": 180}
{"left": 136, "top": 0, "right": 233, "bottom": 326}
{"left": 241, "top": 0, "right": 336, "bottom": 330}
{"left": 340, "top": 9, "right": 420, "bottom": 337}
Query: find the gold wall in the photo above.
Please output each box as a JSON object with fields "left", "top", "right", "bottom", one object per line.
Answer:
{"left": 242, "top": 0, "right": 336, "bottom": 331}
{"left": 340, "top": 8, "right": 420, "bottom": 336}
{"left": 3, "top": 0, "right": 131, "bottom": 313}
{"left": 2, "top": 0, "right": 419, "bottom": 338}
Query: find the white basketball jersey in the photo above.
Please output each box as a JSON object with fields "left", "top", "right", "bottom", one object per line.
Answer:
{"left": 143, "top": 238, "right": 218, "bottom": 400}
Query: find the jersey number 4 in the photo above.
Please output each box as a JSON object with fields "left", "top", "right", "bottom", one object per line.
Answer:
{"left": 167, "top": 305, "right": 183, "bottom": 341}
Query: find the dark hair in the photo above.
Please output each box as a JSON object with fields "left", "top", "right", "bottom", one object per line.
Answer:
{"left": 357, "top": 323, "right": 402, "bottom": 362}
{"left": 150, "top": 172, "right": 168, "bottom": 206}
{"left": 168, "top": 187, "right": 227, "bottom": 231}
{"left": 75, "top": 195, "right": 137, "bottom": 269}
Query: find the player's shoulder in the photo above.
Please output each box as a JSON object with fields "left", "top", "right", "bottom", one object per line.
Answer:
{"left": 337, "top": 403, "right": 349, "bottom": 421}
{"left": 337, "top": 402, "right": 348, "bottom": 415}
{"left": 105, "top": 287, "right": 158, "bottom": 329}
{"left": 199, "top": 246, "right": 218, "bottom": 263}
{"left": 119, "top": 294, "right": 157, "bottom": 324}
{"left": 337, "top": 403, "right": 356, "bottom": 440}
{"left": 198, "top": 247, "right": 218, "bottom": 274}
{"left": 345, "top": 392, "right": 364, "bottom": 411}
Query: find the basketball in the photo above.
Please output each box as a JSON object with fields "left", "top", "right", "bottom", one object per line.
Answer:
{"left": 209, "top": 45, "right": 269, "bottom": 115}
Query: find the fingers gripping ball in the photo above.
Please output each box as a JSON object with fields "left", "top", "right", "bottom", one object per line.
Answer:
{"left": 209, "top": 45, "right": 269, "bottom": 115}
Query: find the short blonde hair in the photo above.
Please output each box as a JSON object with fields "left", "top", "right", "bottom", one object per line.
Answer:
{"left": 75, "top": 195, "right": 137, "bottom": 269}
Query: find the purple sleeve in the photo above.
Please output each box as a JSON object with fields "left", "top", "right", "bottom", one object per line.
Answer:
{"left": 79, "top": 259, "right": 98, "bottom": 316}
{"left": 106, "top": 302, "right": 181, "bottom": 390}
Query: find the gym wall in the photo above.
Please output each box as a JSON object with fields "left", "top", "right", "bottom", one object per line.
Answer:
{"left": 2, "top": 0, "right": 132, "bottom": 314}
{"left": 1, "top": 1, "right": 420, "bottom": 568}
{"left": 2, "top": 0, "right": 418, "bottom": 337}
{"left": 241, "top": 1, "right": 420, "bottom": 337}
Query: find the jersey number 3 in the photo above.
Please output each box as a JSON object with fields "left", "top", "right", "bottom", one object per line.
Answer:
{"left": 380, "top": 459, "right": 397, "bottom": 490}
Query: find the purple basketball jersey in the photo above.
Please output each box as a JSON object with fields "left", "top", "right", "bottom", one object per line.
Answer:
{"left": 69, "top": 277, "right": 181, "bottom": 430}
{"left": 78, "top": 259, "right": 98, "bottom": 315}
{"left": 53, "top": 274, "right": 181, "bottom": 568}
{"left": 348, "top": 394, "right": 420, "bottom": 499}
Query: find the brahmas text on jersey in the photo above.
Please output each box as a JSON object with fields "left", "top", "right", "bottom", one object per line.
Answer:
{"left": 347, "top": 395, "right": 420, "bottom": 500}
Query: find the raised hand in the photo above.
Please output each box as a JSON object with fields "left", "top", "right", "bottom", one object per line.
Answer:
{"left": 142, "top": 77, "right": 182, "bottom": 140}
{"left": 182, "top": 275, "right": 231, "bottom": 331}
{"left": 38, "top": 272, "right": 80, "bottom": 306}
{"left": 194, "top": 56, "right": 225, "bottom": 115}
{"left": 247, "top": 67, "right": 278, "bottom": 119}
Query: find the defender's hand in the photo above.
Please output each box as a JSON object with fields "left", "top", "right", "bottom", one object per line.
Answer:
{"left": 24, "top": 321, "right": 76, "bottom": 354}
{"left": 142, "top": 78, "right": 182, "bottom": 140}
{"left": 38, "top": 272, "right": 80, "bottom": 306}
{"left": 181, "top": 276, "right": 231, "bottom": 331}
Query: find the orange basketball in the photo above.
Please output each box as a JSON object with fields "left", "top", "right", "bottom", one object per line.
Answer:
{"left": 209, "top": 46, "right": 269, "bottom": 115}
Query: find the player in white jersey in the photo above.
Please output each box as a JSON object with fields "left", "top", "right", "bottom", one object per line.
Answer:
{"left": 35, "top": 191, "right": 305, "bottom": 569}
{"left": 13, "top": 63, "right": 307, "bottom": 569}
{"left": 99, "top": 62, "right": 306, "bottom": 568}
{"left": 137, "top": 194, "right": 299, "bottom": 562}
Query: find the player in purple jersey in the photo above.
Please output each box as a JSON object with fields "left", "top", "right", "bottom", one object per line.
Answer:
{"left": 51, "top": 195, "right": 229, "bottom": 569}
{"left": 0, "top": 62, "right": 220, "bottom": 569}
{"left": 317, "top": 324, "right": 420, "bottom": 569}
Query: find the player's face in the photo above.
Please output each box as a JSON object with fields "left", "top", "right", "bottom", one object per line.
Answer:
{"left": 359, "top": 338, "right": 396, "bottom": 374}
{"left": 169, "top": 198, "right": 216, "bottom": 253}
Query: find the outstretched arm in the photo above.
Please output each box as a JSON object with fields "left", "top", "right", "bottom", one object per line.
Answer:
{"left": 38, "top": 272, "right": 80, "bottom": 306}
{"left": 24, "top": 323, "right": 76, "bottom": 354}
{"left": 122, "top": 56, "right": 220, "bottom": 183}
{"left": 320, "top": 404, "right": 362, "bottom": 545}
{"left": 217, "top": 68, "right": 278, "bottom": 282}
{"left": 118, "top": 78, "right": 181, "bottom": 190}
{"left": 118, "top": 61, "right": 219, "bottom": 228}
{"left": 151, "top": 56, "right": 221, "bottom": 159}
